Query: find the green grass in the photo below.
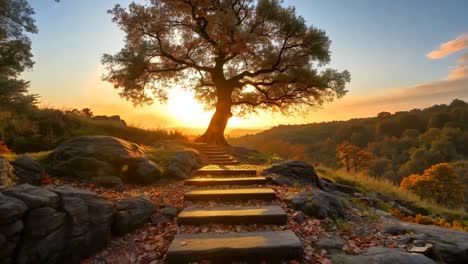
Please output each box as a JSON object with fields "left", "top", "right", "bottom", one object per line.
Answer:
{"left": 3, "top": 150, "right": 52, "bottom": 164}
{"left": 316, "top": 165, "right": 467, "bottom": 218}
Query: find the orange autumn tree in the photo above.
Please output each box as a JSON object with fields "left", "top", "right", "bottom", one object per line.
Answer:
{"left": 102, "top": 0, "right": 350, "bottom": 145}
{"left": 400, "top": 163, "right": 464, "bottom": 209}
{"left": 336, "top": 143, "right": 374, "bottom": 173}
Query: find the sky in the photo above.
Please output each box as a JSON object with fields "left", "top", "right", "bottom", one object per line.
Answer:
{"left": 22, "top": 0, "right": 468, "bottom": 130}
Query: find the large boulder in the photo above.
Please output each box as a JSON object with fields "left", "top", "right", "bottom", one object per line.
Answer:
{"left": 0, "top": 155, "right": 15, "bottom": 188}
{"left": 48, "top": 136, "right": 163, "bottom": 184}
{"left": 380, "top": 209, "right": 468, "bottom": 264}
{"left": 262, "top": 160, "right": 323, "bottom": 188}
{"left": 332, "top": 247, "right": 435, "bottom": 264}
{"left": 285, "top": 189, "right": 346, "bottom": 219}
{"left": 11, "top": 155, "right": 43, "bottom": 186}
{"left": 165, "top": 150, "right": 202, "bottom": 179}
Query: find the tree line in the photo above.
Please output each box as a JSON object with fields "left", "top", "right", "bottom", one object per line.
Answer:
{"left": 230, "top": 99, "right": 468, "bottom": 208}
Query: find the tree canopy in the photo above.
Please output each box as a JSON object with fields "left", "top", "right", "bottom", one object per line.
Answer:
{"left": 103, "top": 0, "right": 350, "bottom": 144}
{"left": 0, "top": 0, "right": 38, "bottom": 111}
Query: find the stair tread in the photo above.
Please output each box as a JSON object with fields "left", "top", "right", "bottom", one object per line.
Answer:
{"left": 185, "top": 177, "right": 266, "bottom": 186}
{"left": 167, "top": 230, "right": 302, "bottom": 263}
{"left": 185, "top": 188, "right": 276, "bottom": 201}
{"left": 194, "top": 168, "right": 257, "bottom": 176}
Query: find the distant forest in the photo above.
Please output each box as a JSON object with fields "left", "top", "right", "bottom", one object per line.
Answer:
{"left": 230, "top": 99, "right": 468, "bottom": 184}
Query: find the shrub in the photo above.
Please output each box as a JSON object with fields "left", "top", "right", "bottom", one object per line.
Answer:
{"left": 400, "top": 163, "right": 464, "bottom": 209}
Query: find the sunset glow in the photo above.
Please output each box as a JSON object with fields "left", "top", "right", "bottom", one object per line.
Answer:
{"left": 23, "top": 0, "right": 468, "bottom": 132}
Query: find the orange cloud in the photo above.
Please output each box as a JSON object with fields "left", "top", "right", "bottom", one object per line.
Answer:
{"left": 448, "top": 64, "right": 468, "bottom": 80}
{"left": 427, "top": 33, "right": 468, "bottom": 59}
{"left": 458, "top": 52, "right": 468, "bottom": 63}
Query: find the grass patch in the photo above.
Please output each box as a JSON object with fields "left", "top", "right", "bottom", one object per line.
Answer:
{"left": 3, "top": 150, "right": 52, "bottom": 165}
{"left": 317, "top": 165, "right": 467, "bottom": 218}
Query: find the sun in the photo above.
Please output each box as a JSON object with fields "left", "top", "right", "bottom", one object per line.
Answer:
{"left": 166, "top": 88, "right": 212, "bottom": 127}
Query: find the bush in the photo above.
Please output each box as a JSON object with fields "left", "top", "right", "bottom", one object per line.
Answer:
{"left": 400, "top": 163, "right": 464, "bottom": 209}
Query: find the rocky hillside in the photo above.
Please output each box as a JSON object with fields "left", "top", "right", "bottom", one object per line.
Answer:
{"left": 0, "top": 136, "right": 467, "bottom": 263}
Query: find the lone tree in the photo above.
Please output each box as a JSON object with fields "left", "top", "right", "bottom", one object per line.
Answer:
{"left": 103, "top": 0, "right": 350, "bottom": 145}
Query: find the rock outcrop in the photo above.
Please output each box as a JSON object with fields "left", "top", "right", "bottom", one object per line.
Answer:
{"left": 262, "top": 160, "right": 323, "bottom": 188}
{"left": 378, "top": 210, "right": 468, "bottom": 264}
{"left": 11, "top": 155, "right": 43, "bottom": 186}
{"left": 0, "top": 184, "right": 156, "bottom": 264}
{"left": 332, "top": 246, "right": 435, "bottom": 264}
{"left": 48, "top": 136, "right": 163, "bottom": 184}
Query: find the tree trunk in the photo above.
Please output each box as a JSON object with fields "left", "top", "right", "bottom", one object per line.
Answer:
{"left": 195, "top": 89, "right": 232, "bottom": 145}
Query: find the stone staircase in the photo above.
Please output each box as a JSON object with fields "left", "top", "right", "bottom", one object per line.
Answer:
{"left": 192, "top": 143, "right": 240, "bottom": 165}
{"left": 166, "top": 167, "right": 303, "bottom": 263}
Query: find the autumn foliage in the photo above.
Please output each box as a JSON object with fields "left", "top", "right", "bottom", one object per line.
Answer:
{"left": 390, "top": 208, "right": 468, "bottom": 232}
{"left": 336, "top": 143, "right": 374, "bottom": 173}
{"left": 0, "top": 141, "right": 11, "bottom": 154}
{"left": 400, "top": 163, "right": 464, "bottom": 209}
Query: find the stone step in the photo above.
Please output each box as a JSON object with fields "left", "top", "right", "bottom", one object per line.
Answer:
{"left": 193, "top": 169, "right": 257, "bottom": 176}
{"left": 185, "top": 188, "right": 276, "bottom": 201}
{"left": 167, "top": 230, "right": 303, "bottom": 263}
{"left": 209, "top": 161, "right": 240, "bottom": 165}
{"left": 195, "top": 146, "right": 224, "bottom": 150}
{"left": 185, "top": 177, "right": 267, "bottom": 186}
{"left": 205, "top": 154, "right": 232, "bottom": 158}
{"left": 201, "top": 151, "right": 227, "bottom": 155}
{"left": 178, "top": 205, "right": 287, "bottom": 225}
{"left": 207, "top": 157, "right": 236, "bottom": 161}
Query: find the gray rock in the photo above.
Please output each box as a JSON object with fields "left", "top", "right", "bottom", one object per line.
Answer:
{"left": 113, "top": 196, "right": 156, "bottom": 235}
{"left": 49, "top": 136, "right": 144, "bottom": 163}
{"left": 86, "top": 197, "right": 115, "bottom": 225}
{"left": 0, "top": 220, "right": 23, "bottom": 236}
{"left": 91, "top": 176, "right": 124, "bottom": 190}
{"left": 381, "top": 210, "right": 468, "bottom": 264}
{"left": 408, "top": 244, "right": 433, "bottom": 254}
{"left": 92, "top": 115, "right": 126, "bottom": 126}
{"left": 11, "top": 155, "right": 43, "bottom": 185}
{"left": 292, "top": 211, "right": 305, "bottom": 224}
{"left": 0, "top": 193, "right": 27, "bottom": 224}
{"left": 17, "top": 222, "right": 67, "bottom": 264}
{"left": 23, "top": 207, "right": 66, "bottom": 238}
{"left": 332, "top": 247, "right": 435, "bottom": 264}
{"left": 316, "top": 235, "right": 346, "bottom": 251}
{"left": 61, "top": 196, "right": 89, "bottom": 237}
{"left": 329, "top": 183, "right": 359, "bottom": 194}
{"left": 285, "top": 190, "right": 345, "bottom": 219}
{"left": 0, "top": 233, "right": 5, "bottom": 246}
{"left": 266, "top": 174, "right": 294, "bottom": 186}
{"left": 132, "top": 158, "right": 163, "bottom": 184}
{"left": 165, "top": 150, "right": 202, "bottom": 179}
{"left": 162, "top": 206, "right": 179, "bottom": 217}
{"left": 0, "top": 155, "right": 15, "bottom": 187}
{"left": 382, "top": 225, "right": 406, "bottom": 235}
{"left": 48, "top": 185, "right": 97, "bottom": 200}
{"left": 50, "top": 156, "right": 116, "bottom": 178}
{"left": 2, "top": 184, "right": 60, "bottom": 209}
{"left": 49, "top": 136, "right": 165, "bottom": 184}
{"left": 262, "top": 160, "right": 323, "bottom": 188}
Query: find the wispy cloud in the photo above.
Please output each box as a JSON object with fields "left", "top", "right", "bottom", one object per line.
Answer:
{"left": 448, "top": 64, "right": 468, "bottom": 80}
{"left": 426, "top": 33, "right": 468, "bottom": 59}
{"left": 426, "top": 33, "right": 468, "bottom": 79}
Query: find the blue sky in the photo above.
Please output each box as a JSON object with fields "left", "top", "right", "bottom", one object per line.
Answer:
{"left": 21, "top": 0, "right": 468, "bottom": 128}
